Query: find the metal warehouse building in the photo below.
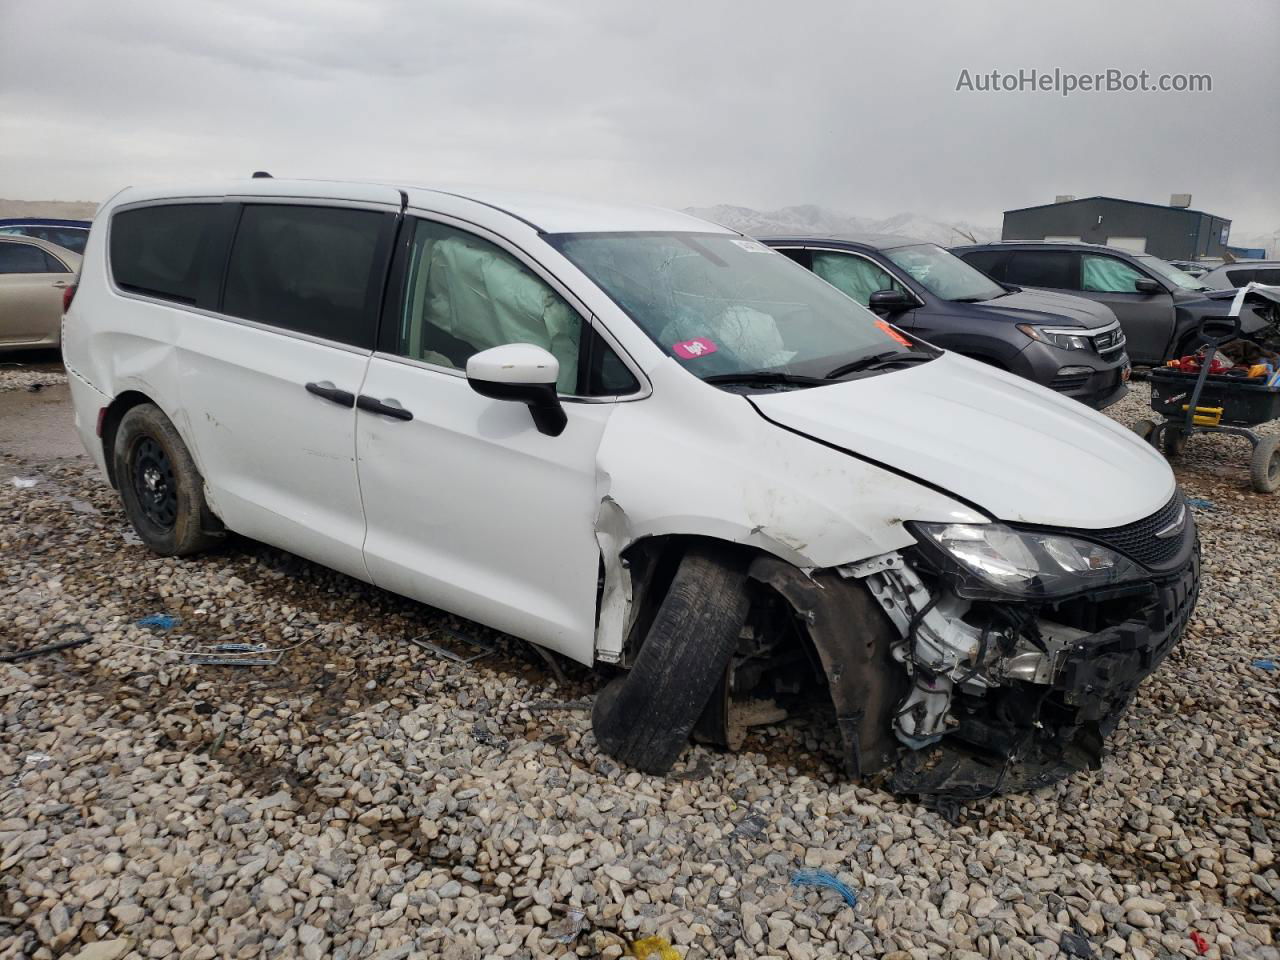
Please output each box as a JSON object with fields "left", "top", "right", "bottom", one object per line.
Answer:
{"left": 1001, "top": 195, "right": 1232, "bottom": 262}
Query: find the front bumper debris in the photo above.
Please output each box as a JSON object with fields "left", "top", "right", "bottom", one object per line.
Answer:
{"left": 836, "top": 543, "right": 1199, "bottom": 798}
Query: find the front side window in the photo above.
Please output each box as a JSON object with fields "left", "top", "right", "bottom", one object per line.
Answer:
{"left": 1082, "top": 255, "right": 1149, "bottom": 293}
{"left": 811, "top": 252, "right": 907, "bottom": 307}
{"left": 1006, "top": 251, "right": 1078, "bottom": 289}
{"left": 223, "top": 204, "right": 389, "bottom": 348}
{"left": 1134, "top": 254, "right": 1208, "bottom": 292}
{"left": 883, "top": 244, "right": 1005, "bottom": 302}
{"left": 0, "top": 241, "right": 54, "bottom": 275}
{"left": 111, "top": 204, "right": 219, "bottom": 305}
{"left": 550, "top": 232, "right": 927, "bottom": 383}
{"left": 396, "top": 219, "right": 635, "bottom": 396}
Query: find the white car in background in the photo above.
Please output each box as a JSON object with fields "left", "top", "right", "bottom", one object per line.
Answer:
{"left": 1199, "top": 260, "right": 1280, "bottom": 290}
{"left": 62, "top": 179, "right": 1199, "bottom": 797}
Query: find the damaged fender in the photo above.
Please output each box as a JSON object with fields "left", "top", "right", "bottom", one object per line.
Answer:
{"left": 746, "top": 556, "right": 905, "bottom": 777}
{"left": 591, "top": 359, "right": 984, "bottom": 663}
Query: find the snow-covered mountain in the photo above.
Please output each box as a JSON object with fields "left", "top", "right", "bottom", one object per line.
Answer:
{"left": 683, "top": 204, "right": 1001, "bottom": 247}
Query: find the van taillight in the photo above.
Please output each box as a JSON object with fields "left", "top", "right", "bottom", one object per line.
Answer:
{"left": 62, "top": 282, "right": 77, "bottom": 313}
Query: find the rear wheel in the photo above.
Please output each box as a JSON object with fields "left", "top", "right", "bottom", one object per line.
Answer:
{"left": 1250, "top": 436, "right": 1280, "bottom": 493}
{"left": 592, "top": 544, "right": 750, "bottom": 774}
{"left": 114, "top": 403, "right": 221, "bottom": 556}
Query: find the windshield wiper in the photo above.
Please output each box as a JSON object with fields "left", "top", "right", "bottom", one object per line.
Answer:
{"left": 702, "top": 371, "right": 829, "bottom": 389}
{"left": 824, "top": 351, "right": 934, "bottom": 379}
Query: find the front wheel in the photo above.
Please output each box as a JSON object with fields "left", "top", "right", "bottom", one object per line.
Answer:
{"left": 114, "top": 403, "right": 221, "bottom": 556}
{"left": 592, "top": 545, "right": 749, "bottom": 774}
{"left": 1250, "top": 436, "right": 1280, "bottom": 493}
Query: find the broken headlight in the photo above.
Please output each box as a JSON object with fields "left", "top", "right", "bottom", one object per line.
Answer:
{"left": 912, "top": 522, "right": 1143, "bottom": 599}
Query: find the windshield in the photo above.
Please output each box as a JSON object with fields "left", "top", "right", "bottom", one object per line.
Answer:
{"left": 883, "top": 243, "right": 1006, "bottom": 302}
{"left": 548, "top": 232, "right": 929, "bottom": 384}
{"left": 1135, "top": 254, "right": 1209, "bottom": 292}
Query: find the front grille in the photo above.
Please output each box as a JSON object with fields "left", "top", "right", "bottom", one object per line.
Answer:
{"left": 1068, "top": 492, "right": 1189, "bottom": 569}
{"left": 1091, "top": 325, "right": 1127, "bottom": 360}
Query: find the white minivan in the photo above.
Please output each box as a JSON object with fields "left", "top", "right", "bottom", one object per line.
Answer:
{"left": 63, "top": 179, "right": 1199, "bottom": 797}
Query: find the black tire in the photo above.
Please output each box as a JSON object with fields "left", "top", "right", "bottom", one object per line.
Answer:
{"left": 592, "top": 545, "right": 750, "bottom": 775}
{"left": 1250, "top": 436, "right": 1280, "bottom": 494}
{"left": 114, "top": 403, "right": 221, "bottom": 556}
{"left": 1162, "top": 426, "right": 1188, "bottom": 458}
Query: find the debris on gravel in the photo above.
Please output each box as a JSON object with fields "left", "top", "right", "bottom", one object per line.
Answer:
{"left": 1, "top": 376, "right": 1277, "bottom": 960}
{"left": 0, "top": 365, "right": 67, "bottom": 393}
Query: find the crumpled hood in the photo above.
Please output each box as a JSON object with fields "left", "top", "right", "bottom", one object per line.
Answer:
{"left": 750, "top": 352, "right": 1174, "bottom": 529}
{"left": 974, "top": 288, "right": 1118, "bottom": 328}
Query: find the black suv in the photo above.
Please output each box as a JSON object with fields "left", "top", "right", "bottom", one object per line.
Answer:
{"left": 952, "top": 241, "right": 1249, "bottom": 365}
{"left": 763, "top": 235, "right": 1130, "bottom": 409}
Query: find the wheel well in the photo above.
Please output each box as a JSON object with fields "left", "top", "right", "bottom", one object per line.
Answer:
{"left": 100, "top": 390, "right": 154, "bottom": 488}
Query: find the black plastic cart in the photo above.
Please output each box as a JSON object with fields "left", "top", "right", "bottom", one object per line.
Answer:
{"left": 1134, "top": 284, "right": 1280, "bottom": 493}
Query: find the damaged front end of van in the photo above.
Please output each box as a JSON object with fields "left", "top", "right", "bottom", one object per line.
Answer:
{"left": 593, "top": 490, "right": 1198, "bottom": 800}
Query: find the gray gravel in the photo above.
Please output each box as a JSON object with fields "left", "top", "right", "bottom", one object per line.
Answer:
{"left": 0, "top": 367, "right": 66, "bottom": 393}
{"left": 1, "top": 372, "right": 1278, "bottom": 960}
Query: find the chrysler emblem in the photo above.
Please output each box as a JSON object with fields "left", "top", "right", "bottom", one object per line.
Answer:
{"left": 1154, "top": 504, "right": 1187, "bottom": 539}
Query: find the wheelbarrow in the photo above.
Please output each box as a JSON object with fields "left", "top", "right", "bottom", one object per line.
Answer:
{"left": 1134, "top": 283, "right": 1280, "bottom": 493}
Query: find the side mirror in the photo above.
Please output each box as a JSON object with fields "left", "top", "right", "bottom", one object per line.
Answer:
{"left": 868, "top": 289, "right": 913, "bottom": 314}
{"left": 1134, "top": 278, "right": 1162, "bottom": 294}
{"left": 466, "top": 343, "right": 567, "bottom": 437}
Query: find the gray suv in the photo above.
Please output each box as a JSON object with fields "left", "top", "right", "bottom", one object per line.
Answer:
{"left": 952, "top": 241, "right": 1241, "bottom": 365}
{"left": 765, "top": 235, "right": 1130, "bottom": 408}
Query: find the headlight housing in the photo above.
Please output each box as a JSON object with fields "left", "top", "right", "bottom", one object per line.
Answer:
{"left": 912, "top": 522, "right": 1144, "bottom": 599}
{"left": 1016, "top": 323, "right": 1093, "bottom": 351}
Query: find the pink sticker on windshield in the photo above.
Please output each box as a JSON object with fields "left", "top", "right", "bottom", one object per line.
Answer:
{"left": 673, "top": 337, "right": 718, "bottom": 359}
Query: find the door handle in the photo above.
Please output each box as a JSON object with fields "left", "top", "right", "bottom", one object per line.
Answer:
{"left": 357, "top": 395, "right": 413, "bottom": 421}
{"left": 51, "top": 281, "right": 70, "bottom": 289}
{"left": 305, "top": 381, "right": 356, "bottom": 407}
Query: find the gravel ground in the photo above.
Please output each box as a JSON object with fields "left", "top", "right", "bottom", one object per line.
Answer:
{"left": 0, "top": 352, "right": 68, "bottom": 393}
{"left": 1, "top": 374, "right": 1278, "bottom": 960}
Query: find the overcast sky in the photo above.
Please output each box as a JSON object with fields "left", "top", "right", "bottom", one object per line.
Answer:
{"left": 2, "top": 0, "right": 1277, "bottom": 235}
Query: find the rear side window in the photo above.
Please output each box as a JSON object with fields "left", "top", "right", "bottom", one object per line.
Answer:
{"left": 0, "top": 241, "right": 55, "bottom": 274}
{"left": 958, "top": 250, "right": 1008, "bottom": 282}
{"left": 111, "top": 204, "right": 219, "bottom": 304}
{"left": 1006, "top": 251, "right": 1078, "bottom": 289}
{"left": 29, "top": 227, "right": 88, "bottom": 254}
{"left": 223, "top": 204, "right": 388, "bottom": 349}
{"left": 1228, "top": 268, "right": 1280, "bottom": 286}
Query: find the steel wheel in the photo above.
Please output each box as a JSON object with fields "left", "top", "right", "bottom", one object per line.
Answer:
{"left": 132, "top": 436, "right": 178, "bottom": 528}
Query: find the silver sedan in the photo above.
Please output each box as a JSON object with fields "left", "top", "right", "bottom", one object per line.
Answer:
{"left": 0, "top": 235, "right": 80, "bottom": 351}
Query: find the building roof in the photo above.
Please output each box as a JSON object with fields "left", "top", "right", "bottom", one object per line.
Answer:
{"left": 1003, "top": 195, "right": 1225, "bottom": 220}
